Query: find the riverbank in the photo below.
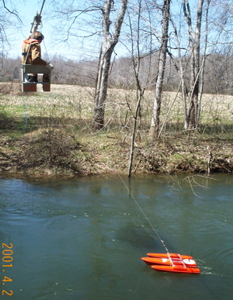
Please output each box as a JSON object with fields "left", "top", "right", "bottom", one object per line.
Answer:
{"left": 1, "top": 125, "right": 233, "bottom": 178}
{"left": 1, "top": 84, "right": 233, "bottom": 177}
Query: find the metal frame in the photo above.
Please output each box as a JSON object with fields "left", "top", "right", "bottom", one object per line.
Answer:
{"left": 21, "top": 64, "right": 51, "bottom": 92}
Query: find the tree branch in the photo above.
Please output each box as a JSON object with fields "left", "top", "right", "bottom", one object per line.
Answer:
{"left": 2, "top": 0, "right": 22, "bottom": 22}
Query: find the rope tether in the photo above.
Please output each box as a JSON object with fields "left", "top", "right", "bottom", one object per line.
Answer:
{"left": 118, "top": 174, "right": 171, "bottom": 255}
{"left": 24, "top": 93, "right": 28, "bottom": 130}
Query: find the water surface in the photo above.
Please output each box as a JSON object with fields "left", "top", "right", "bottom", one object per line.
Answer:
{"left": 0, "top": 174, "right": 232, "bottom": 300}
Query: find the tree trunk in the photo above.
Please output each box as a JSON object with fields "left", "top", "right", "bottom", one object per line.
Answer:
{"left": 128, "top": 91, "right": 143, "bottom": 177}
{"left": 170, "top": 18, "right": 189, "bottom": 129}
{"left": 197, "top": 0, "right": 211, "bottom": 124}
{"left": 150, "top": 0, "right": 171, "bottom": 138}
{"left": 93, "top": 0, "right": 128, "bottom": 130}
{"left": 183, "top": 0, "right": 204, "bottom": 130}
{"left": 94, "top": 47, "right": 113, "bottom": 129}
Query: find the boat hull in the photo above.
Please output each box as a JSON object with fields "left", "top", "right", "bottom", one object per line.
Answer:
{"left": 141, "top": 257, "right": 197, "bottom": 267}
{"left": 147, "top": 253, "right": 193, "bottom": 260}
{"left": 151, "top": 265, "right": 200, "bottom": 274}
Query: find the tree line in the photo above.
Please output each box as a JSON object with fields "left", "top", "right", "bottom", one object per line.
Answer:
{"left": 2, "top": 50, "right": 233, "bottom": 95}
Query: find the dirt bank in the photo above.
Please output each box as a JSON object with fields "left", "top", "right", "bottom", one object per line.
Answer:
{"left": 0, "top": 126, "right": 233, "bottom": 178}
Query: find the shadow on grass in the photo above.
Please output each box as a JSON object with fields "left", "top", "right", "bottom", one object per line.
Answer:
{"left": 0, "top": 113, "right": 98, "bottom": 176}
{"left": 1, "top": 112, "right": 233, "bottom": 176}
{"left": 1, "top": 110, "right": 233, "bottom": 139}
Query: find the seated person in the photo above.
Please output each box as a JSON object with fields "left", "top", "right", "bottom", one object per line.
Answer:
{"left": 21, "top": 31, "right": 53, "bottom": 83}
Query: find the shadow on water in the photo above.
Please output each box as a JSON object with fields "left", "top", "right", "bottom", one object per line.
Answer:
{"left": 115, "top": 224, "right": 157, "bottom": 250}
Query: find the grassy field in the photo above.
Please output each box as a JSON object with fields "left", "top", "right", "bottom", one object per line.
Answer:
{"left": 0, "top": 82, "right": 233, "bottom": 177}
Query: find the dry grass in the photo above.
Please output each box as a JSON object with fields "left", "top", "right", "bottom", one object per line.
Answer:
{"left": 0, "top": 82, "right": 233, "bottom": 177}
{"left": 1, "top": 82, "right": 233, "bottom": 128}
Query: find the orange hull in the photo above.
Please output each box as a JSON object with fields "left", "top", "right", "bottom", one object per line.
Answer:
{"left": 147, "top": 253, "right": 193, "bottom": 260}
{"left": 151, "top": 264, "right": 200, "bottom": 274}
{"left": 141, "top": 257, "right": 197, "bottom": 267}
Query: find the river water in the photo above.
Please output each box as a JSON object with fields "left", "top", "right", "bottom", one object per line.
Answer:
{"left": 0, "top": 174, "right": 233, "bottom": 300}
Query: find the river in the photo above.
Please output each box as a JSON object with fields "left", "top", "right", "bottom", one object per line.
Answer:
{"left": 0, "top": 174, "right": 232, "bottom": 300}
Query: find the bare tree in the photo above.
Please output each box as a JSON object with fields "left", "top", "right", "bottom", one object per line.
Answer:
{"left": 149, "top": 0, "right": 171, "bottom": 138}
{"left": 168, "top": 0, "right": 210, "bottom": 130}
{"left": 197, "top": 0, "right": 211, "bottom": 124}
{"left": 182, "top": 0, "right": 205, "bottom": 129}
{"left": 127, "top": 0, "right": 145, "bottom": 177}
{"left": 93, "top": 0, "right": 128, "bottom": 129}
{"left": 0, "top": 0, "right": 21, "bottom": 78}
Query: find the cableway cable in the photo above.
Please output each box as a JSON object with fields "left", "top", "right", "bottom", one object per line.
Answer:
{"left": 39, "top": 0, "right": 46, "bottom": 15}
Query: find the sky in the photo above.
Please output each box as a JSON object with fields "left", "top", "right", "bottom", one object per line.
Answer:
{"left": 5, "top": 0, "right": 129, "bottom": 61}
{"left": 4, "top": 0, "right": 218, "bottom": 61}
{"left": 6, "top": 0, "right": 78, "bottom": 60}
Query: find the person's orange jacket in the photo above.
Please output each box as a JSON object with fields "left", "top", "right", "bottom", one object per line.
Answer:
{"left": 22, "top": 38, "right": 47, "bottom": 66}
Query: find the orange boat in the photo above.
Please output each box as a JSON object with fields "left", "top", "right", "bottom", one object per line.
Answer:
{"left": 151, "top": 264, "right": 200, "bottom": 274}
{"left": 141, "top": 252, "right": 200, "bottom": 274}
{"left": 147, "top": 253, "right": 193, "bottom": 260}
{"left": 141, "top": 256, "right": 197, "bottom": 267}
